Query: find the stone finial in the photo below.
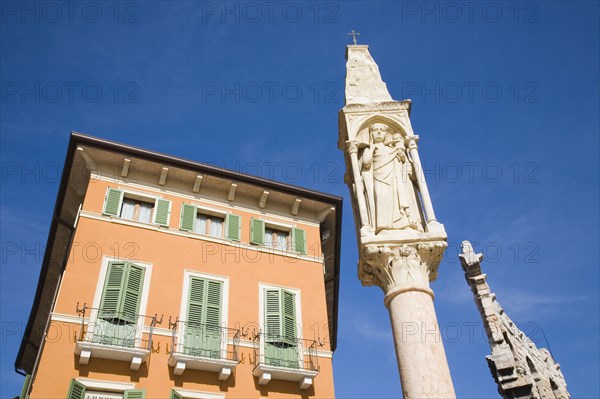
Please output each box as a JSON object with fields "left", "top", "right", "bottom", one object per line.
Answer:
{"left": 345, "top": 45, "right": 393, "bottom": 105}
{"left": 459, "top": 240, "right": 570, "bottom": 399}
{"left": 459, "top": 240, "right": 484, "bottom": 277}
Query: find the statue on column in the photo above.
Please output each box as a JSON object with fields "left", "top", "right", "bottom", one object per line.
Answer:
{"left": 359, "top": 122, "right": 424, "bottom": 233}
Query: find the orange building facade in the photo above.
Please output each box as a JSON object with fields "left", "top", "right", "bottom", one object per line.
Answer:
{"left": 15, "top": 133, "right": 342, "bottom": 399}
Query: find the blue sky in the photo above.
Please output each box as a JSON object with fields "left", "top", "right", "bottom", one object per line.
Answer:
{"left": 1, "top": 1, "right": 598, "bottom": 398}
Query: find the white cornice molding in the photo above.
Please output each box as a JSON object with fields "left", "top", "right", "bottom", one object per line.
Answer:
{"left": 90, "top": 172, "right": 322, "bottom": 227}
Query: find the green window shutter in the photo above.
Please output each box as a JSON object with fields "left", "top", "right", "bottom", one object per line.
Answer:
{"left": 66, "top": 379, "right": 86, "bottom": 399}
{"left": 187, "top": 277, "right": 205, "bottom": 326}
{"left": 123, "top": 390, "right": 146, "bottom": 399}
{"left": 187, "top": 277, "right": 222, "bottom": 326}
{"left": 291, "top": 227, "right": 307, "bottom": 254}
{"left": 119, "top": 263, "right": 145, "bottom": 323}
{"left": 19, "top": 374, "right": 31, "bottom": 399}
{"left": 186, "top": 277, "right": 223, "bottom": 359}
{"left": 180, "top": 203, "right": 197, "bottom": 231}
{"left": 153, "top": 198, "right": 171, "bottom": 226}
{"left": 282, "top": 290, "right": 297, "bottom": 344}
{"left": 265, "top": 289, "right": 282, "bottom": 342}
{"left": 170, "top": 391, "right": 184, "bottom": 399}
{"left": 225, "top": 214, "right": 241, "bottom": 241}
{"left": 250, "top": 218, "right": 265, "bottom": 245}
{"left": 205, "top": 280, "right": 223, "bottom": 327}
{"left": 99, "top": 262, "right": 127, "bottom": 319}
{"left": 103, "top": 188, "right": 124, "bottom": 216}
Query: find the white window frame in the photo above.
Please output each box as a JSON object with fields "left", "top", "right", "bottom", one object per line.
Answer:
{"left": 189, "top": 204, "right": 231, "bottom": 238}
{"left": 88, "top": 256, "right": 153, "bottom": 344}
{"left": 75, "top": 377, "right": 135, "bottom": 392}
{"left": 178, "top": 270, "right": 230, "bottom": 356}
{"left": 257, "top": 283, "right": 303, "bottom": 361}
{"left": 261, "top": 219, "right": 296, "bottom": 252}
{"left": 116, "top": 187, "right": 170, "bottom": 226}
{"left": 171, "top": 389, "right": 224, "bottom": 399}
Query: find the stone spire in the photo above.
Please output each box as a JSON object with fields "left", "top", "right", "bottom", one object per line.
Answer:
{"left": 344, "top": 45, "right": 393, "bottom": 105}
{"left": 459, "top": 241, "right": 570, "bottom": 399}
{"left": 339, "top": 44, "right": 455, "bottom": 398}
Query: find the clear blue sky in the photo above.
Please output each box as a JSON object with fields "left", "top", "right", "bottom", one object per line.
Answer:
{"left": 1, "top": 1, "right": 598, "bottom": 398}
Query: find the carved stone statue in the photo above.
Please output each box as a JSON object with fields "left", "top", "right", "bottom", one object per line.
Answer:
{"left": 360, "top": 122, "right": 423, "bottom": 233}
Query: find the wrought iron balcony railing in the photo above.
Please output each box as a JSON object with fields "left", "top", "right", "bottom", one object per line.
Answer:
{"left": 169, "top": 319, "right": 240, "bottom": 362}
{"left": 75, "top": 304, "right": 159, "bottom": 352}
{"left": 168, "top": 319, "right": 240, "bottom": 378}
{"left": 252, "top": 333, "right": 319, "bottom": 372}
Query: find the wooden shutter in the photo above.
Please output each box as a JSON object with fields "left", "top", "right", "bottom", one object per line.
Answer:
{"left": 188, "top": 277, "right": 205, "bottom": 326}
{"left": 66, "top": 379, "right": 86, "bottom": 399}
{"left": 250, "top": 218, "right": 265, "bottom": 245}
{"left": 99, "top": 262, "right": 127, "bottom": 319}
{"left": 225, "top": 214, "right": 241, "bottom": 241}
{"left": 120, "top": 264, "right": 145, "bottom": 323}
{"left": 186, "top": 277, "right": 222, "bottom": 358}
{"left": 205, "top": 280, "right": 223, "bottom": 327}
{"left": 19, "top": 374, "right": 31, "bottom": 399}
{"left": 123, "top": 390, "right": 146, "bottom": 399}
{"left": 187, "top": 277, "right": 222, "bottom": 326}
{"left": 103, "top": 188, "right": 123, "bottom": 216}
{"left": 170, "top": 391, "right": 184, "bottom": 399}
{"left": 265, "top": 289, "right": 281, "bottom": 342}
{"left": 180, "top": 204, "right": 197, "bottom": 231}
{"left": 99, "top": 262, "right": 144, "bottom": 323}
{"left": 282, "top": 290, "right": 297, "bottom": 344}
{"left": 153, "top": 198, "right": 171, "bottom": 226}
{"left": 291, "top": 227, "right": 307, "bottom": 254}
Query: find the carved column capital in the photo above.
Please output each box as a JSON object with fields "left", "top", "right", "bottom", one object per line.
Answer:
{"left": 405, "top": 134, "right": 419, "bottom": 150}
{"left": 345, "top": 140, "right": 359, "bottom": 154}
{"left": 358, "top": 241, "right": 447, "bottom": 306}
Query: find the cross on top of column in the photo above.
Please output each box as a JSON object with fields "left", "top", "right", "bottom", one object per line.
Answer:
{"left": 347, "top": 30, "right": 360, "bottom": 45}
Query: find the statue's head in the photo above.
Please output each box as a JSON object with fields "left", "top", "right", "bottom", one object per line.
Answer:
{"left": 369, "top": 123, "right": 389, "bottom": 143}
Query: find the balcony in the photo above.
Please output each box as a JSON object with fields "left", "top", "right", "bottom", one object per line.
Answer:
{"left": 74, "top": 305, "right": 160, "bottom": 371}
{"left": 168, "top": 320, "right": 240, "bottom": 380}
{"left": 252, "top": 333, "right": 319, "bottom": 390}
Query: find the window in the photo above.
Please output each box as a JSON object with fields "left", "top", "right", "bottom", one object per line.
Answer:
{"left": 120, "top": 198, "right": 154, "bottom": 223}
{"left": 195, "top": 214, "right": 225, "bottom": 237}
{"left": 263, "top": 288, "right": 299, "bottom": 368}
{"left": 94, "top": 261, "right": 145, "bottom": 347}
{"left": 67, "top": 379, "right": 145, "bottom": 399}
{"left": 184, "top": 277, "right": 223, "bottom": 359}
{"left": 179, "top": 203, "right": 241, "bottom": 241}
{"left": 102, "top": 188, "right": 171, "bottom": 227}
{"left": 250, "top": 218, "right": 307, "bottom": 254}
{"left": 264, "top": 227, "right": 289, "bottom": 250}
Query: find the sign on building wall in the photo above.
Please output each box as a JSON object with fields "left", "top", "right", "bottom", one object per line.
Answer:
{"left": 85, "top": 391, "right": 124, "bottom": 399}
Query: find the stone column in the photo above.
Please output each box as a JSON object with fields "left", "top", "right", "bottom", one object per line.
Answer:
{"left": 362, "top": 243, "right": 456, "bottom": 399}
{"left": 340, "top": 44, "right": 455, "bottom": 398}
